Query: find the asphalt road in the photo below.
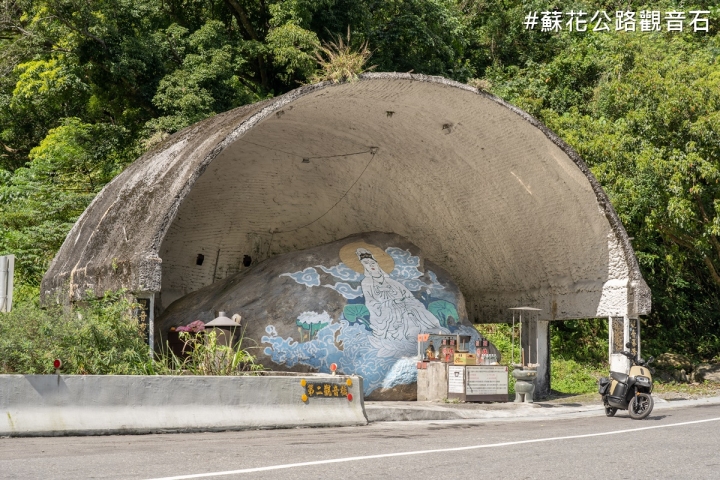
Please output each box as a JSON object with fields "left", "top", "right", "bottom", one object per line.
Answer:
{"left": 2, "top": 403, "right": 719, "bottom": 479}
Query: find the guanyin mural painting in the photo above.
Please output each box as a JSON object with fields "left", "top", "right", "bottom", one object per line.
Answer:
{"left": 358, "top": 247, "right": 445, "bottom": 343}
{"left": 262, "top": 241, "right": 482, "bottom": 396}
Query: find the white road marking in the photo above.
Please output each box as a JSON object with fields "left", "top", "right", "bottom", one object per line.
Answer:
{"left": 147, "top": 416, "right": 720, "bottom": 480}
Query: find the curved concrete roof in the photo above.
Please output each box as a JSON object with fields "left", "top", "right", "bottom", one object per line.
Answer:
{"left": 41, "top": 73, "right": 650, "bottom": 321}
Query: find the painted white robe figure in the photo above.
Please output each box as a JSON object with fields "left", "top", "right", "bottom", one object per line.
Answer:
{"left": 356, "top": 248, "right": 445, "bottom": 353}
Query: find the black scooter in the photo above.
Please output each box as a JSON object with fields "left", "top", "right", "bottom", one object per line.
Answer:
{"left": 598, "top": 342, "right": 655, "bottom": 420}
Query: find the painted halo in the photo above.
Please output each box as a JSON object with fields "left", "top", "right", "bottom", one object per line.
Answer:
{"left": 338, "top": 242, "right": 395, "bottom": 274}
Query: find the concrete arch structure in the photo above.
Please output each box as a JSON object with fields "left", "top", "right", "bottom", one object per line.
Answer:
{"left": 41, "top": 73, "right": 650, "bottom": 323}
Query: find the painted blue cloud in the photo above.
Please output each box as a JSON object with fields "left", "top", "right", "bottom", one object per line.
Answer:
{"left": 317, "top": 263, "right": 363, "bottom": 282}
{"left": 427, "top": 271, "right": 445, "bottom": 290}
{"left": 280, "top": 267, "right": 320, "bottom": 287}
{"left": 396, "top": 278, "right": 428, "bottom": 291}
{"left": 423, "top": 270, "right": 456, "bottom": 302}
{"left": 386, "top": 247, "right": 420, "bottom": 267}
{"left": 387, "top": 247, "right": 424, "bottom": 280}
{"left": 322, "top": 282, "right": 364, "bottom": 299}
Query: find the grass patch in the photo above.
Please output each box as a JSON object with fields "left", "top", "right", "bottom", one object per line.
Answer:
{"left": 550, "top": 358, "right": 604, "bottom": 395}
{"left": 653, "top": 381, "right": 720, "bottom": 397}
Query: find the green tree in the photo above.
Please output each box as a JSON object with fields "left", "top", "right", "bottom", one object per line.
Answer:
{"left": 2, "top": 0, "right": 720, "bottom": 362}
{"left": 0, "top": 118, "right": 128, "bottom": 284}
{"left": 365, "top": 0, "right": 474, "bottom": 79}
{"left": 487, "top": 27, "right": 720, "bottom": 358}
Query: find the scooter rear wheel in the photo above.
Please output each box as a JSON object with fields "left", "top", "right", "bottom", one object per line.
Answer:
{"left": 605, "top": 406, "right": 617, "bottom": 417}
{"left": 628, "top": 393, "right": 653, "bottom": 420}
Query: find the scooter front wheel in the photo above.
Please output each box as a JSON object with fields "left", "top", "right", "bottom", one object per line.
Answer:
{"left": 628, "top": 393, "right": 654, "bottom": 420}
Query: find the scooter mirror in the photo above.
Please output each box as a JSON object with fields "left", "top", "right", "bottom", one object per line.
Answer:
{"left": 625, "top": 342, "right": 632, "bottom": 348}
{"left": 647, "top": 356, "right": 654, "bottom": 364}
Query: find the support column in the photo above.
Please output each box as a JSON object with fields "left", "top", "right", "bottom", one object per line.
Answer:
{"left": 610, "top": 315, "right": 638, "bottom": 373}
{"left": 628, "top": 316, "right": 639, "bottom": 360}
{"left": 0, "top": 254, "right": 14, "bottom": 313}
{"left": 536, "top": 321, "right": 550, "bottom": 398}
{"left": 521, "top": 318, "right": 550, "bottom": 399}
{"left": 135, "top": 293, "right": 156, "bottom": 356}
{"left": 520, "top": 316, "right": 536, "bottom": 365}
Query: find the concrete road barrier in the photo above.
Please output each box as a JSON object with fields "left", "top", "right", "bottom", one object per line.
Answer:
{"left": 0, "top": 374, "right": 367, "bottom": 437}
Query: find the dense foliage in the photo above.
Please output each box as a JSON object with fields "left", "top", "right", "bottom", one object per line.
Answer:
{"left": 0, "top": 288, "right": 261, "bottom": 374}
{"left": 486, "top": 10, "right": 720, "bottom": 360}
{"left": 1, "top": 1, "right": 719, "bottom": 361}
{"left": 0, "top": 290, "right": 157, "bottom": 374}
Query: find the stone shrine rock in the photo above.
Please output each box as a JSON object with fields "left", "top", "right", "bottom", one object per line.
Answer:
{"left": 158, "top": 232, "right": 499, "bottom": 400}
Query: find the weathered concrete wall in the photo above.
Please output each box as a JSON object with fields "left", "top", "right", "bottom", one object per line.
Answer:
{"left": 0, "top": 374, "right": 366, "bottom": 436}
{"left": 39, "top": 98, "right": 274, "bottom": 302}
{"left": 158, "top": 232, "right": 498, "bottom": 400}
{"left": 41, "top": 73, "right": 650, "bottom": 322}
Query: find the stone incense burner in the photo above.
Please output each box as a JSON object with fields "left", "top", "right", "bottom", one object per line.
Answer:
{"left": 512, "top": 367, "right": 537, "bottom": 403}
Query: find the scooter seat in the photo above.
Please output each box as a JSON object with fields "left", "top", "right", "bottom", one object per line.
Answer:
{"left": 610, "top": 371, "right": 629, "bottom": 384}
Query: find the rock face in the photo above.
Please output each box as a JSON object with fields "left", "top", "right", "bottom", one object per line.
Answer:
{"left": 695, "top": 364, "right": 720, "bottom": 383}
{"left": 158, "top": 232, "right": 499, "bottom": 399}
{"left": 655, "top": 353, "right": 693, "bottom": 371}
{"left": 653, "top": 353, "right": 694, "bottom": 382}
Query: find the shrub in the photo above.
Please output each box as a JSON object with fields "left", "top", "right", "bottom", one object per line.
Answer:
{"left": 0, "top": 290, "right": 157, "bottom": 374}
{"left": 550, "top": 359, "right": 604, "bottom": 395}
{"left": 0, "top": 289, "right": 261, "bottom": 376}
{"left": 170, "top": 329, "right": 263, "bottom": 376}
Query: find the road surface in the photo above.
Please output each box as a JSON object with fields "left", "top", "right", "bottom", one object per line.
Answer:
{"left": 1, "top": 402, "right": 719, "bottom": 479}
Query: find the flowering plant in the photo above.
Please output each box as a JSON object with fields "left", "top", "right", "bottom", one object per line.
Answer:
{"left": 176, "top": 320, "right": 205, "bottom": 332}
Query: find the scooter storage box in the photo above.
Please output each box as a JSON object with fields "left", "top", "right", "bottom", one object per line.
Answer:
{"left": 611, "top": 382, "right": 627, "bottom": 398}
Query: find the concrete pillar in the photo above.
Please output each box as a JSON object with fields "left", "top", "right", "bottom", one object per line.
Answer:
{"left": 610, "top": 283, "right": 643, "bottom": 373}
{"left": 521, "top": 318, "right": 550, "bottom": 399}
{"left": 536, "top": 321, "right": 550, "bottom": 398}
{"left": 0, "top": 254, "right": 14, "bottom": 313}
{"left": 628, "top": 316, "right": 639, "bottom": 360}
{"left": 135, "top": 293, "right": 155, "bottom": 356}
{"left": 609, "top": 315, "right": 634, "bottom": 373}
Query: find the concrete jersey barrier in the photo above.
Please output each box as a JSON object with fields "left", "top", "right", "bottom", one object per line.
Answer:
{"left": 0, "top": 374, "right": 367, "bottom": 436}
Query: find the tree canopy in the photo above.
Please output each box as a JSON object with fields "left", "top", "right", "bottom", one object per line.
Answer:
{"left": 1, "top": 0, "right": 719, "bottom": 358}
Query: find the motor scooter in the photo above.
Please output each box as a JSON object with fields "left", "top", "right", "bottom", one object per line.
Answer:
{"left": 598, "top": 342, "right": 655, "bottom": 419}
